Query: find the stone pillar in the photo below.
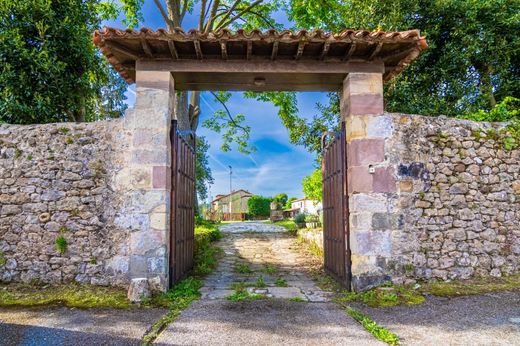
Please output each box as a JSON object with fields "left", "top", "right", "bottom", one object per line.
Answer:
{"left": 342, "top": 67, "right": 396, "bottom": 291}
{"left": 117, "top": 70, "right": 174, "bottom": 292}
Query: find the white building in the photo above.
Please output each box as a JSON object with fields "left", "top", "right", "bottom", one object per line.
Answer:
{"left": 291, "top": 197, "right": 322, "bottom": 215}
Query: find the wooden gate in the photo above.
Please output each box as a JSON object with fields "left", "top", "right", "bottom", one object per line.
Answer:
{"left": 169, "top": 120, "right": 196, "bottom": 287}
{"left": 321, "top": 122, "right": 351, "bottom": 289}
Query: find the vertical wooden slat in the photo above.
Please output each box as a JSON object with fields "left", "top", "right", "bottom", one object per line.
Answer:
{"left": 170, "top": 124, "right": 197, "bottom": 287}
{"left": 322, "top": 122, "right": 350, "bottom": 290}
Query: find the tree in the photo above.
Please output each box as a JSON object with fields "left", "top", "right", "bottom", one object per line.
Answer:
{"left": 247, "top": 195, "right": 271, "bottom": 217}
{"left": 284, "top": 196, "right": 297, "bottom": 209}
{"left": 195, "top": 136, "right": 214, "bottom": 201}
{"left": 272, "top": 193, "right": 288, "bottom": 206}
{"left": 0, "top": 0, "right": 127, "bottom": 124}
{"left": 288, "top": 0, "right": 520, "bottom": 117}
{"left": 302, "top": 168, "right": 322, "bottom": 203}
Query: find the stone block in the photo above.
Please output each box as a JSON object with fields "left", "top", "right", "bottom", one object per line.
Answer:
{"left": 346, "top": 116, "right": 367, "bottom": 140}
{"left": 345, "top": 73, "right": 384, "bottom": 95}
{"left": 350, "top": 194, "right": 390, "bottom": 213}
{"left": 347, "top": 94, "right": 384, "bottom": 117}
{"left": 399, "top": 180, "right": 413, "bottom": 192}
{"left": 153, "top": 166, "right": 171, "bottom": 189}
{"left": 132, "top": 149, "right": 169, "bottom": 165}
{"left": 130, "top": 230, "right": 165, "bottom": 255}
{"left": 133, "top": 130, "right": 169, "bottom": 147}
{"left": 147, "top": 256, "right": 166, "bottom": 274}
{"left": 366, "top": 115, "right": 392, "bottom": 138}
{"left": 114, "top": 213, "right": 150, "bottom": 231}
{"left": 129, "top": 255, "right": 147, "bottom": 276}
{"left": 127, "top": 278, "right": 150, "bottom": 303}
{"left": 350, "top": 230, "right": 392, "bottom": 256}
{"left": 150, "top": 212, "right": 168, "bottom": 230}
{"left": 348, "top": 138, "right": 385, "bottom": 166}
{"left": 373, "top": 167, "right": 396, "bottom": 193}
{"left": 350, "top": 212, "right": 372, "bottom": 230}
{"left": 348, "top": 166, "right": 373, "bottom": 193}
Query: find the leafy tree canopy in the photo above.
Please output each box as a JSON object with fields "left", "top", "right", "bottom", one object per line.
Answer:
{"left": 284, "top": 196, "right": 297, "bottom": 209}
{"left": 272, "top": 193, "right": 288, "bottom": 206}
{"left": 288, "top": 0, "right": 520, "bottom": 117}
{"left": 302, "top": 168, "right": 322, "bottom": 203}
{"left": 195, "top": 136, "right": 214, "bottom": 201}
{"left": 0, "top": 0, "right": 127, "bottom": 124}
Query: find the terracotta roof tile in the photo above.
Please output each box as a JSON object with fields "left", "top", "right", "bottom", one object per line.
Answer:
{"left": 93, "top": 27, "right": 427, "bottom": 84}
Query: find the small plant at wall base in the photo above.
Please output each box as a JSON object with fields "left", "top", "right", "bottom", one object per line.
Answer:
{"left": 0, "top": 251, "right": 6, "bottom": 266}
{"left": 55, "top": 236, "right": 68, "bottom": 254}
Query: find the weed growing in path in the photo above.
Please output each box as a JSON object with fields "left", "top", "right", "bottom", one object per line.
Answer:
{"left": 275, "top": 277, "right": 287, "bottom": 287}
{"left": 255, "top": 276, "right": 266, "bottom": 288}
{"left": 346, "top": 307, "right": 399, "bottom": 345}
{"left": 234, "top": 262, "right": 253, "bottom": 274}
{"left": 261, "top": 264, "right": 278, "bottom": 274}
{"left": 289, "top": 297, "right": 306, "bottom": 302}
{"left": 226, "top": 289, "right": 265, "bottom": 302}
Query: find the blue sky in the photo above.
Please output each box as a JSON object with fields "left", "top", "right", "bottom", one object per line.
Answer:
{"left": 103, "top": 1, "right": 329, "bottom": 202}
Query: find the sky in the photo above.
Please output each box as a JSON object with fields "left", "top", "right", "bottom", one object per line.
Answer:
{"left": 103, "top": 1, "right": 330, "bottom": 202}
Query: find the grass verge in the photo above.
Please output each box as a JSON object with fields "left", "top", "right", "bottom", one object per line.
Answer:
{"left": 0, "top": 283, "right": 131, "bottom": 309}
{"left": 420, "top": 273, "right": 520, "bottom": 297}
{"left": 141, "top": 277, "right": 202, "bottom": 345}
{"left": 194, "top": 219, "right": 224, "bottom": 275}
{"left": 335, "top": 285, "right": 425, "bottom": 308}
{"left": 346, "top": 307, "right": 399, "bottom": 345}
{"left": 265, "top": 219, "right": 298, "bottom": 233}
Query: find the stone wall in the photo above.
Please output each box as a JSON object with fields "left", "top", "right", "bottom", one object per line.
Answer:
{"left": 0, "top": 120, "right": 131, "bottom": 286}
{"left": 384, "top": 113, "right": 520, "bottom": 284}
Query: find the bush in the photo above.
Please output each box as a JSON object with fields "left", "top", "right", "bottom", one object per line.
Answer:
{"left": 247, "top": 195, "right": 272, "bottom": 217}
{"left": 294, "top": 213, "right": 306, "bottom": 223}
{"left": 194, "top": 221, "right": 223, "bottom": 275}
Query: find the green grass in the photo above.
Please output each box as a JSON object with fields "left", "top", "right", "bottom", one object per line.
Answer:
{"left": 234, "top": 262, "right": 253, "bottom": 274}
{"left": 334, "top": 284, "right": 424, "bottom": 308}
{"left": 0, "top": 283, "right": 131, "bottom": 309}
{"left": 142, "top": 277, "right": 202, "bottom": 345}
{"left": 255, "top": 276, "right": 266, "bottom": 288}
{"left": 275, "top": 277, "right": 287, "bottom": 287}
{"left": 193, "top": 220, "right": 223, "bottom": 275}
{"left": 55, "top": 235, "right": 68, "bottom": 254}
{"left": 289, "top": 297, "right": 306, "bottom": 302}
{"left": 266, "top": 219, "right": 298, "bottom": 233}
{"left": 420, "top": 273, "right": 520, "bottom": 297}
{"left": 260, "top": 264, "right": 278, "bottom": 274}
{"left": 296, "top": 232, "right": 323, "bottom": 257}
{"left": 346, "top": 307, "right": 399, "bottom": 345}
{"left": 226, "top": 289, "right": 265, "bottom": 302}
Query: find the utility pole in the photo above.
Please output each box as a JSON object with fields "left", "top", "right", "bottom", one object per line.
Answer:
{"left": 228, "top": 165, "right": 233, "bottom": 215}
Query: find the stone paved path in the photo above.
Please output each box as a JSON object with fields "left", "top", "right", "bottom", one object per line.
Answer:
{"left": 200, "top": 222, "right": 331, "bottom": 301}
{"left": 156, "top": 222, "right": 383, "bottom": 345}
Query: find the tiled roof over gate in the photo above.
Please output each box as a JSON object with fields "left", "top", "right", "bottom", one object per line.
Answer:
{"left": 93, "top": 27, "right": 427, "bottom": 84}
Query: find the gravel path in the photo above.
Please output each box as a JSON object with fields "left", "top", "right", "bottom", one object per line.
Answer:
{"left": 0, "top": 306, "right": 167, "bottom": 346}
{"left": 156, "top": 222, "right": 381, "bottom": 345}
{"left": 218, "top": 221, "right": 287, "bottom": 233}
{"left": 353, "top": 290, "right": 520, "bottom": 346}
{"left": 155, "top": 299, "right": 383, "bottom": 346}
{"left": 201, "top": 223, "right": 331, "bottom": 301}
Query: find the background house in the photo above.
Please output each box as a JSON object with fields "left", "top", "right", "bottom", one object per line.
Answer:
{"left": 290, "top": 197, "right": 322, "bottom": 215}
{"left": 211, "top": 189, "right": 253, "bottom": 221}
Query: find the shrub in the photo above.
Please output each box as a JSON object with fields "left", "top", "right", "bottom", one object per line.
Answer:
{"left": 294, "top": 213, "right": 306, "bottom": 223}
{"left": 247, "top": 195, "right": 272, "bottom": 217}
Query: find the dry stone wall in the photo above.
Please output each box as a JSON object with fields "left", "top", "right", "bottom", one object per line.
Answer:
{"left": 387, "top": 113, "right": 520, "bottom": 284}
{"left": 0, "top": 120, "right": 131, "bottom": 286}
